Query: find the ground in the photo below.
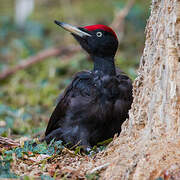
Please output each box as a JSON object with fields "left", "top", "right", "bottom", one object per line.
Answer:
{"left": 0, "top": 135, "right": 115, "bottom": 179}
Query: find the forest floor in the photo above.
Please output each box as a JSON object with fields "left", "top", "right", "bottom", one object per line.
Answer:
{"left": 0, "top": 135, "right": 115, "bottom": 179}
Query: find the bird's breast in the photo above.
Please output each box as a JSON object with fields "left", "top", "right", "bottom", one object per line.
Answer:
{"left": 71, "top": 73, "right": 120, "bottom": 107}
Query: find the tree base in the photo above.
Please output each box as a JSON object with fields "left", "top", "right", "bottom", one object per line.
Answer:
{"left": 97, "top": 128, "right": 180, "bottom": 179}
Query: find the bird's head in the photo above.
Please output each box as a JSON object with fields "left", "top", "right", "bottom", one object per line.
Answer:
{"left": 54, "top": 20, "right": 118, "bottom": 58}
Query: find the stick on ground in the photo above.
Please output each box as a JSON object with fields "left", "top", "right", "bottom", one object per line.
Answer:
{"left": 0, "top": 46, "right": 80, "bottom": 80}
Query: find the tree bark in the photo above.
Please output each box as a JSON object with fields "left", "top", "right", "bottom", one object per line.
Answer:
{"left": 97, "top": 0, "right": 180, "bottom": 179}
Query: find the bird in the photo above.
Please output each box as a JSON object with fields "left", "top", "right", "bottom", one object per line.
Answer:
{"left": 44, "top": 21, "right": 133, "bottom": 148}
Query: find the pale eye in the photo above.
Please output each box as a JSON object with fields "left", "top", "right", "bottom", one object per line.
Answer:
{"left": 96, "top": 32, "right": 103, "bottom": 37}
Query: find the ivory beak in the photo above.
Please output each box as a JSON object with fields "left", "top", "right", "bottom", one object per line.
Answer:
{"left": 54, "top": 20, "right": 91, "bottom": 38}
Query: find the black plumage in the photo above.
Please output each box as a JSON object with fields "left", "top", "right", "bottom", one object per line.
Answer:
{"left": 44, "top": 21, "right": 133, "bottom": 148}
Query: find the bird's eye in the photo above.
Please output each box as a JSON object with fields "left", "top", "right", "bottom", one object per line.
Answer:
{"left": 96, "top": 32, "right": 103, "bottom": 37}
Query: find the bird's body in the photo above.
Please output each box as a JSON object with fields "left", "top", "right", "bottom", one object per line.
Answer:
{"left": 45, "top": 69, "right": 132, "bottom": 147}
{"left": 44, "top": 21, "right": 133, "bottom": 147}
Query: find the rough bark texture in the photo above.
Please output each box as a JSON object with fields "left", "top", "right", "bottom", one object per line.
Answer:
{"left": 97, "top": 0, "right": 180, "bottom": 179}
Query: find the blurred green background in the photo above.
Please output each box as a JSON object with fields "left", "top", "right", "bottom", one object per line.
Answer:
{"left": 0, "top": 0, "right": 150, "bottom": 138}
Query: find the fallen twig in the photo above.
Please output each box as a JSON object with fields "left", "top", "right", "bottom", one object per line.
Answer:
{"left": 0, "top": 45, "right": 80, "bottom": 80}
{"left": 89, "top": 163, "right": 110, "bottom": 174}
{"left": 0, "top": 136, "right": 20, "bottom": 147}
{"left": 111, "top": 0, "right": 136, "bottom": 41}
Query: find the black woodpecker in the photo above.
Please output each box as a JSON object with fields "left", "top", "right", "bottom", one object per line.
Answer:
{"left": 44, "top": 21, "right": 133, "bottom": 148}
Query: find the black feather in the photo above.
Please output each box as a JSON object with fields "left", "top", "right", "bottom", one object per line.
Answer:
{"left": 45, "top": 69, "right": 133, "bottom": 147}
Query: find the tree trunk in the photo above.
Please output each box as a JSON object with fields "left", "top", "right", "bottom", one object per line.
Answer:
{"left": 98, "top": 0, "right": 180, "bottom": 179}
{"left": 15, "top": 0, "right": 34, "bottom": 27}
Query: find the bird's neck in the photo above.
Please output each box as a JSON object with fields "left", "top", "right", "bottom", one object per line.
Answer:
{"left": 92, "top": 56, "right": 116, "bottom": 76}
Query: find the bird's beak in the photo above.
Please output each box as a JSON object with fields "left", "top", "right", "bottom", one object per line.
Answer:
{"left": 54, "top": 20, "right": 91, "bottom": 38}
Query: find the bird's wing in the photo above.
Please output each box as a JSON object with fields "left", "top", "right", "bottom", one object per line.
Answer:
{"left": 45, "top": 70, "right": 92, "bottom": 136}
{"left": 116, "top": 68, "right": 133, "bottom": 100}
{"left": 113, "top": 68, "right": 133, "bottom": 121}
